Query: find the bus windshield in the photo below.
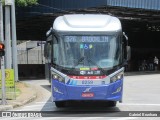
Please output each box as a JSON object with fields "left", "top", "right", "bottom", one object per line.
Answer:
{"left": 52, "top": 35, "right": 122, "bottom": 69}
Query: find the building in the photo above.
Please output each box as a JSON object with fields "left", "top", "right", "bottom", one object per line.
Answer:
{"left": 16, "top": 0, "right": 160, "bottom": 71}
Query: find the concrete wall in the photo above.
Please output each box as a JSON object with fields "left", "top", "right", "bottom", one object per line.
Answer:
{"left": 17, "top": 41, "right": 45, "bottom": 64}
{"left": 17, "top": 41, "right": 45, "bottom": 79}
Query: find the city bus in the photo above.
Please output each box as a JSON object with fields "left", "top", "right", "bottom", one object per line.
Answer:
{"left": 44, "top": 14, "right": 130, "bottom": 108}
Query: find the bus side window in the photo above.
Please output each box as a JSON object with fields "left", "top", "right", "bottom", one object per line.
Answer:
{"left": 44, "top": 42, "right": 51, "bottom": 57}
{"left": 44, "top": 36, "right": 52, "bottom": 81}
{"left": 52, "top": 36, "right": 59, "bottom": 64}
{"left": 44, "top": 35, "right": 52, "bottom": 58}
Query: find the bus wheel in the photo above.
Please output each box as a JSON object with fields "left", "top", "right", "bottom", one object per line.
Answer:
{"left": 55, "top": 101, "right": 66, "bottom": 108}
{"left": 108, "top": 101, "right": 117, "bottom": 107}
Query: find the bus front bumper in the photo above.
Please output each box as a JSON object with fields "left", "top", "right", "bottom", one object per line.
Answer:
{"left": 51, "top": 79, "right": 123, "bottom": 102}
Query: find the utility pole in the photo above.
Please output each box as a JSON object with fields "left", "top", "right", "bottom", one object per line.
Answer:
{"left": 0, "top": 0, "right": 7, "bottom": 105}
{"left": 5, "top": 0, "right": 12, "bottom": 69}
{"left": 11, "top": 0, "right": 18, "bottom": 82}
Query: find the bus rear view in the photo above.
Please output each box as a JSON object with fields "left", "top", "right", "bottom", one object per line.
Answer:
{"left": 44, "top": 14, "right": 130, "bottom": 108}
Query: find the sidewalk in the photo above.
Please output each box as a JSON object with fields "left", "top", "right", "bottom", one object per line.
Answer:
{"left": 124, "top": 71, "right": 160, "bottom": 76}
{"left": 0, "top": 82, "right": 37, "bottom": 111}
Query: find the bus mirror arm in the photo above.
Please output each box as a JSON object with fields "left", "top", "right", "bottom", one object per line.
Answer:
{"left": 123, "top": 32, "right": 128, "bottom": 45}
{"left": 51, "top": 29, "right": 59, "bottom": 40}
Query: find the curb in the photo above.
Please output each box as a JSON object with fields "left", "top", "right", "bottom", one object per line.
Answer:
{"left": 0, "top": 82, "right": 37, "bottom": 111}
{"left": 0, "top": 105, "right": 13, "bottom": 111}
{"left": 11, "top": 94, "right": 37, "bottom": 109}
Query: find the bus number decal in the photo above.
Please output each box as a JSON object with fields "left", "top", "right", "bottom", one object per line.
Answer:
{"left": 82, "top": 80, "right": 93, "bottom": 85}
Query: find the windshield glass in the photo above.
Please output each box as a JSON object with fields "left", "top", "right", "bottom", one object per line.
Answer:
{"left": 53, "top": 35, "right": 122, "bottom": 69}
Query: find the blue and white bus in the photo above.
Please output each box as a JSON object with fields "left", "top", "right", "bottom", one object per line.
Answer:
{"left": 44, "top": 14, "right": 130, "bottom": 107}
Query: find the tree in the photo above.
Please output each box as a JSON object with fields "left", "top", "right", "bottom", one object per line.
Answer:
{"left": 16, "top": 0, "right": 38, "bottom": 6}
{"left": 2, "top": 0, "right": 38, "bottom": 6}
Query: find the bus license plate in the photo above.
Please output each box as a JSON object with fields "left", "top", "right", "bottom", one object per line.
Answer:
{"left": 82, "top": 80, "right": 93, "bottom": 85}
{"left": 82, "top": 92, "right": 94, "bottom": 98}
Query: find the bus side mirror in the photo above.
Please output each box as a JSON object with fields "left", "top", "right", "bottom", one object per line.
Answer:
{"left": 123, "top": 32, "right": 131, "bottom": 61}
{"left": 126, "top": 46, "right": 131, "bottom": 61}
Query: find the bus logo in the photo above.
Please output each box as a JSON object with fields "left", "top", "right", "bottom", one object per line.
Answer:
{"left": 83, "top": 87, "right": 91, "bottom": 92}
{"left": 82, "top": 92, "right": 94, "bottom": 98}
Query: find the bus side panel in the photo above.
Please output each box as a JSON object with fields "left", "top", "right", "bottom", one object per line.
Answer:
{"left": 51, "top": 80, "right": 68, "bottom": 101}
{"left": 106, "top": 79, "right": 123, "bottom": 101}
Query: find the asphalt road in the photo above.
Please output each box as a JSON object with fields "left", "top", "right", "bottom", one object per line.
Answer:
{"left": 10, "top": 73, "right": 160, "bottom": 119}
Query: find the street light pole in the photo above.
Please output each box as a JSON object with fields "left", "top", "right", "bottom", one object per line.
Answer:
{"left": 0, "top": 0, "right": 7, "bottom": 105}
{"left": 11, "top": 0, "right": 19, "bottom": 82}
{"left": 5, "top": 0, "right": 12, "bottom": 69}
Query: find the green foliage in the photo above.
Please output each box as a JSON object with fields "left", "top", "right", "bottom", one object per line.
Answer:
{"left": 16, "top": 0, "right": 38, "bottom": 7}
{"left": 1, "top": 0, "right": 38, "bottom": 6}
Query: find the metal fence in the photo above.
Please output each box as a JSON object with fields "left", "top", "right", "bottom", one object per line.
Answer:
{"left": 107, "top": 0, "right": 160, "bottom": 10}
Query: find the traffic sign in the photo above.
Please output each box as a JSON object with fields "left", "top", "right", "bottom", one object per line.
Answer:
{"left": 0, "top": 69, "right": 14, "bottom": 87}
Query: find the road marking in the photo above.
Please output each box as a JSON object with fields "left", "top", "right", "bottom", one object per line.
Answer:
{"left": 33, "top": 117, "right": 70, "bottom": 120}
{"left": 36, "top": 102, "right": 53, "bottom": 104}
{"left": 74, "top": 117, "right": 138, "bottom": 120}
{"left": 110, "top": 117, "right": 138, "bottom": 120}
{"left": 0, "top": 117, "right": 139, "bottom": 120}
{"left": 25, "top": 104, "right": 45, "bottom": 107}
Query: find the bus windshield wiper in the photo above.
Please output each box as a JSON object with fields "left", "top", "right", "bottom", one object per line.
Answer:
{"left": 87, "top": 58, "right": 106, "bottom": 75}
{"left": 70, "top": 56, "right": 85, "bottom": 71}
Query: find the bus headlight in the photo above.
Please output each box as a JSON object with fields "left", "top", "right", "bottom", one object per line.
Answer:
{"left": 53, "top": 74, "right": 58, "bottom": 79}
{"left": 110, "top": 72, "right": 123, "bottom": 83}
{"left": 52, "top": 73, "right": 65, "bottom": 83}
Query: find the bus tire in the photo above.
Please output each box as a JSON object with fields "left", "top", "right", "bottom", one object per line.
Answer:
{"left": 108, "top": 101, "right": 117, "bottom": 107}
{"left": 55, "top": 101, "right": 66, "bottom": 108}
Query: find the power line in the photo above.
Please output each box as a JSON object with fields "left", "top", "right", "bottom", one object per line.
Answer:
{"left": 37, "top": 3, "right": 75, "bottom": 14}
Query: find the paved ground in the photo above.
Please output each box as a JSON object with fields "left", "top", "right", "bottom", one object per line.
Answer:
{"left": 1, "top": 72, "right": 160, "bottom": 119}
